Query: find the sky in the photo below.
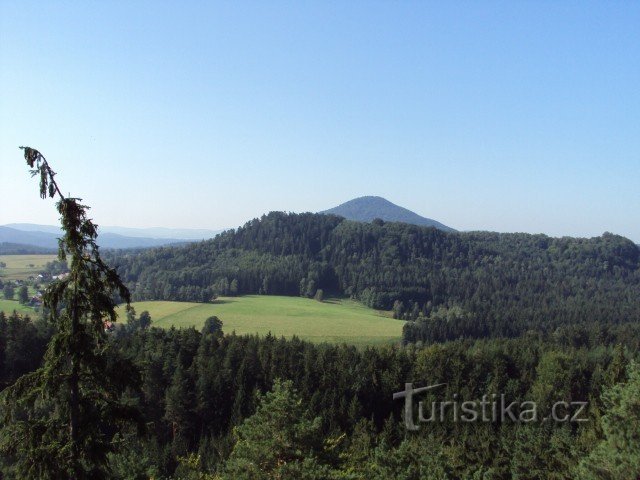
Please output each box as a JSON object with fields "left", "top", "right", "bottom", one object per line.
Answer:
{"left": 1, "top": 1, "right": 638, "bottom": 241}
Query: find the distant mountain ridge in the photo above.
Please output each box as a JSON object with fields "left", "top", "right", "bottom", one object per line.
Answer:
{"left": 5, "top": 223, "right": 222, "bottom": 240}
{"left": 0, "top": 242, "right": 56, "bottom": 255}
{"left": 0, "top": 224, "right": 223, "bottom": 251}
{"left": 321, "top": 196, "right": 455, "bottom": 232}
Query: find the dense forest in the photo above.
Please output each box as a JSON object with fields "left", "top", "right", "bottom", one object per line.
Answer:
{"left": 105, "top": 212, "right": 640, "bottom": 343}
{"left": 1, "top": 311, "right": 639, "bottom": 478}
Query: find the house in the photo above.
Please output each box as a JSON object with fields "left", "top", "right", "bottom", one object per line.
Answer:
{"left": 30, "top": 296, "right": 43, "bottom": 307}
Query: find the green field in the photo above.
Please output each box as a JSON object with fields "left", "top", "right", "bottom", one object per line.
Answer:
{"left": 0, "top": 299, "right": 34, "bottom": 315}
{"left": 121, "top": 295, "right": 403, "bottom": 345}
{"left": 0, "top": 254, "right": 57, "bottom": 281}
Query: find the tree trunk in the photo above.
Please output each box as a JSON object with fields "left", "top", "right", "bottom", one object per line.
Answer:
{"left": 69, "top": 286, "right": 80, "bottom": 479}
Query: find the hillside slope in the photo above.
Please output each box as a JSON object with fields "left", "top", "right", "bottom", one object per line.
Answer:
{"left": 0, "top": 225, "right": 189, "bottom": 250}
{"left": 105, "top": 212, "right": 640, "bottom": 342}
{"left": 321, "top": 196, "right": 455, "bottom": 231}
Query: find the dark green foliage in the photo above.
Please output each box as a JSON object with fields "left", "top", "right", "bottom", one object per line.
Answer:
{"left": 2, "top": 316, "right": 640, "bottom": 478}
{"left": 0, "top": 243, "right": 56, "bottom": 255}
{"left": 3, "top": 283, "right": 14, "bottom": 300}
{"left": 202, "top": 316, "right": 223, "bottom": 336}
{"left": 165, "top": 363, "right": 198, "bottom": 457}
{"left": 576, "top": 361, "right": 640, "bottom": 479}
{"left": 116, "top": 322, "right": 638, "bottom": 477}
{"left": 139, "top": 310, "right": 152, "bottom": 330}
{"left": 0, "top": 148, "right": 143, "bottom": 479}
{"left": 223, "top": 379, "right": 324, "bottom": 479}
{"left": 126, "top": 308, "right": 152, "bottom": 333}
{"left": 0, "top": 312, "right": 51, "bottom": 390}
{"left": 17, "top": 286, "right": 29, "bottom": 305}
{"left": 104, "top": 212, "right": 640, "bottom": 343}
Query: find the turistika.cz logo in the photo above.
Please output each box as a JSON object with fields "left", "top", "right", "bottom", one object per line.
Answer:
{"left": 393, "top": 383, "right": 588, "bottom": 431}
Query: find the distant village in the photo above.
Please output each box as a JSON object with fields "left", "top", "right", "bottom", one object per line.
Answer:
{"left": 1, "top": 261, "right": 139, "bottom": 333}
{"left": 27, "top": 272, "right": 71, "bottom": 308}
{"left": 0, "top": 260, "right": 70, "bottom": 310}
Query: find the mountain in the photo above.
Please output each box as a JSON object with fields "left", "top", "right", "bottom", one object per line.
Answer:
{"left": 0, "top": 227, "right": 61, "bottom": 251}
{"left": 3, "top": 223, "right": 62, "bottom": 235}
{"left": 320, "top": 196, "right": 455, "bottom": 231}
{"left": 98, "top": 226, "right": 222, "bottom": 240}
{"left": 0, "top": 242, "right": 57, "bottom": 255}
{"left": 0, "top": 224, "right": 220, "bottom": 250}
{"left": 5, "top": 223, "right": 222, "bottom": 241}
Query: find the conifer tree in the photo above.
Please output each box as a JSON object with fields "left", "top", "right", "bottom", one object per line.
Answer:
{"left": 165, "top": 362, "right": 198, "bottom": 457}
{"left": 223, "top": 379, "right": 325, "bottom": 479}
{"left": 2, "top": 283, "right": 14, "bottom": 300}
{"left": 576, "top": 361, "right": 640, "bottom": 479}
{"left": 18, "top": 285, "right": 29, "bottom": 305}
{"left": 0, "top": 148, "right": 143, "bottom": 479}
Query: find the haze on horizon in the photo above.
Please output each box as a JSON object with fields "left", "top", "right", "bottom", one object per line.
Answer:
{"left": 1, "top": 1, "right": 638, "bottom": 242}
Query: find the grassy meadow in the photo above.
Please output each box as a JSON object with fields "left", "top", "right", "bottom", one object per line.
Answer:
{"left": 121, "top": 295, "right": 403, "bottom": 345}
{"left": 0, "top": 299, "right": 34, "bottom": 315}
{"left": 0, "top": 254, "right": 57, "bottom": 281}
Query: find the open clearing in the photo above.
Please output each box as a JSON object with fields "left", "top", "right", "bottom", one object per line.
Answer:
{"left": 0, "top": 254, "right": 57, "bottom": 281}
{"left": 121, "top": 295, "right": 403, "bottom": 345}
{"left": 0, "top": 299, "right": 34, "bottom": 315}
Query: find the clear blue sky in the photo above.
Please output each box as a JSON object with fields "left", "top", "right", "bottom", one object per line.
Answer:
{"left": 1, "top": 1, "right": 638, "bottom": 241}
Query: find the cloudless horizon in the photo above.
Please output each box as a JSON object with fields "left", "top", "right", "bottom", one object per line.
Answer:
{"left": 1, "top": 1, "right": 638, "bottom": 241}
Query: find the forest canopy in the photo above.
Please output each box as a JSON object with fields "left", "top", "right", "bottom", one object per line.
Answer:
{"left": 105, "top": 212, "right": 640, "bottom": 344}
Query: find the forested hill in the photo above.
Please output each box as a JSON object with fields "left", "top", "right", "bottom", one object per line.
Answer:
{"left": 106, "top": 212, "right": 640, "bottom": 342}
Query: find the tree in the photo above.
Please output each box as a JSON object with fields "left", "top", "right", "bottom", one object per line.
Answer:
{"left": 304, "top": 279, "right": 316, "bottom": 298}
{"left": 392, "top": 300, "right": 404, "bottom": 319}
{"left": 165, "top": 363, "right": 198, "bottom": 457}
{"left": 2, "top": 283, "right": 14, "bottom": 300}
{"left": 202, "top": 316, "right": 223, "bottom": 336}
{"left": 223, "top": 379, "right": 325, "bottom": 479}
{"left": 314, "top": 289, "right": 324, "bottom": 302}
{"left": 125, "top": 308, "right": 151, "bottom": 332}
{"left": 576, "top": 361, "right": 640, "bottom": 479}
{"left": 229, "top": 278, "right": 239, "bottom": 296}
{"left": 18, "top": 285, "right": 29, "bottom": 305}
{"left": 139, "top": 310, "right": 152, "bottom": 330}
{"left": 126, "top": 305, "right": 139, "bottom": 331}
{"left": 0, "top": 148, "right": 143, "bottom": 479}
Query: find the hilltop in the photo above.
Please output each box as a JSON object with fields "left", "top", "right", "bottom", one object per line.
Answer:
{"left": 320, "top": 196, "right": 455, "bottom": 231}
